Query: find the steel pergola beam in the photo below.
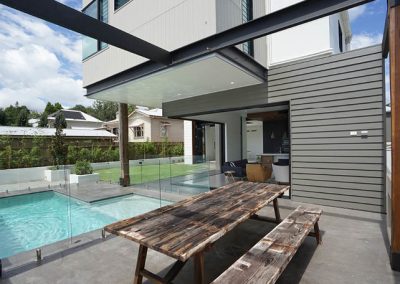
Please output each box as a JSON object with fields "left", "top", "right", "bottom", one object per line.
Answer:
{"left": 0, "top": 0, "right": 171, "bottom": 65}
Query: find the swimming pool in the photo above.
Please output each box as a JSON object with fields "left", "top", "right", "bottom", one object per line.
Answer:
{"left": 0, "top": 192, "right": 171, "bottom": 259}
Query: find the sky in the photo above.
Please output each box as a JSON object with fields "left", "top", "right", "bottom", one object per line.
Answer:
{"left": 0, "top": 0, "right": 390, "bottom": 112}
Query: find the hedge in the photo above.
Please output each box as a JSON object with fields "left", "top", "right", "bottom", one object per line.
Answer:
{"left": 0, "top": 135, "right": 184, "bottom": 169}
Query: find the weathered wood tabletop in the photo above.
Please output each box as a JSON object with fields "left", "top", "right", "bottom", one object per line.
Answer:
{"left": 105, "top": 181, "right": 289, "bottom": 262}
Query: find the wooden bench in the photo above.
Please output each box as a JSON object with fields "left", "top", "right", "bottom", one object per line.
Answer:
{"left": 212, "top": 206, "right": 322, "bottom": 284}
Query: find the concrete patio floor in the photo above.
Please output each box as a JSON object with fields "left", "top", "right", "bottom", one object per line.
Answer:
{"left": 1, "top": 198, "right": 399, "bottom": 284}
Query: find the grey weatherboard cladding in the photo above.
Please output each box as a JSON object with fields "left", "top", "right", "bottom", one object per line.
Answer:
{"left": 268, "top": 45, "right": 385, "bottom": 213}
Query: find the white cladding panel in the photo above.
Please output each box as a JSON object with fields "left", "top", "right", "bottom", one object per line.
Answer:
{"left": 216, "top": 0, "right": 268, "bottom": 68}
{"left": 266, "top": 0, "right": 332, "bottom": 66}
{"left": 83, "top": 0, "right": 217, "bottom": 86}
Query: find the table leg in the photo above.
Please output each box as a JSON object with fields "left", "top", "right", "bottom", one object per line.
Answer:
{"left": 273, "top": 198, "right": 282, "bottom": 223}
{"left": 314, "top": 222, "right": 322, "bottom": 245}
{"left": 194, "top": 252, "right": 205, "bottom": 284}
{"left": 133, "top": 245, "right": 148, "bottom": 284}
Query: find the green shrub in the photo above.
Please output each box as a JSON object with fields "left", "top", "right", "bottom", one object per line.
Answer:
{"left": 144, "top": 140, "right": 156, "bottom": 156}
{"left": 112, "top": 148, "right": 119, "bottom": 161}
{"left": 67, "top": 146, "right": 80, "bottom": 164}
{"left": 21, "top": 149, "right": 32, "bottom": 168}
{"left": 101, "top": 146, "right": 113, "bottom": 162}
{"left": 1, "top": 145, "right": 12, "bottom": 169}
{"left": 79, "top": 148, "right": 92, "bottom": 162}
{"left": 74, "top": 160, "right": 93, "bottom": 175}
{"left": 91, "top": 147, "right": 103, "bottom": 162}
{"left": 30, "top": 146, "right": 41, "bottom": 167}
{"left": 170, "top": 144, "right": 184, "bottom": 156}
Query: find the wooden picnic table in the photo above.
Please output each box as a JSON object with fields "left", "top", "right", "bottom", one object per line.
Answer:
{"left": 104, "top": 181, "right": 289, "bottom": 284}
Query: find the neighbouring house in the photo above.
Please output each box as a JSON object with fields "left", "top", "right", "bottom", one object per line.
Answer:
{"left": 48, "top": 109, "right": 103, "bottom": 130}
{"left": 82, "top": 0, "right": 386, "bottom": 213}
{"left": 102, "top": 107, "right": 184, "bottom": 143}
{"left": 28, "top": 118, "right": 39, "bottom": 127}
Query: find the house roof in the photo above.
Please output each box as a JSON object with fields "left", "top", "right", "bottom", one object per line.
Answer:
{"left": 134, "top": 107, "right": 163, "bottom": 117}
{"left": 0, "top": 126, "right": 116, "bottom": 138}
{"left": 48, "top": 110, "right": 102, "bottom": 123}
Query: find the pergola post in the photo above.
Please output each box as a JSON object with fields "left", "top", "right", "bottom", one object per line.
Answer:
{"left": 390, "top": 0, "right": 400, "bottom": 271}
{"left": 119, "top": 103, "right": 130, "bottom": 187}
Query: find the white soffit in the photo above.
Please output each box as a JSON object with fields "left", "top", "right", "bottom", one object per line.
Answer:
{"left": 88, "top": 54, "right": 264, "bottom": 108}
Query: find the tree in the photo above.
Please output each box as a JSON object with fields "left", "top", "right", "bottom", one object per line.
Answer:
{"left": 38, "top": 112, "right": 49, "bottom": 127}
{"left": 70, "top": 104, "right": 88, "bottom": 113}
{"left": 88, "top": 101, "right": 135, "bottom": 121}
{"left": 54, "top": 112, "right": 67, "bottom": 129}
{"left": 29, "top": 111, "right": 41, "bottom": 119}
{"left": 54, "top": 102, "right": 63, "bottom": 111}
{"left": 51, "top": 113, "right": 68, "bottom": 168}
{"left": 91, "top": 101, "right": 119, "bottom": 121}
{"left": 44, "top": 102, "right": 63, "bottom": 115}
{"left": 4, "top": 104, "right": 17, "bottom": 125}
{"left": 17, "top": 108, "right": 29, "bottom": 126}
{"left": 0, "top": 109, "right": 5, "bottom": 125}
{"left": 3, "top": 102, "right": 30, "bottom": 126}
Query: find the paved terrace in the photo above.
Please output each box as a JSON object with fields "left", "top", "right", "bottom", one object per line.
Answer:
{"left": 1, "top": 198, "right": 399, "bottom": 284}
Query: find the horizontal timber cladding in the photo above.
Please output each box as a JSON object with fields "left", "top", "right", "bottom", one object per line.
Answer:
{"left": 268, "top": 45, "right": 385, "bottom": 213}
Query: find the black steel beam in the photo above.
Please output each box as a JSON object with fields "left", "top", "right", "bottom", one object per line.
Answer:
{"left": 86, "top": 0, "right": 373, "bottom": 96}
{"left": 0, "top": 0, "right": 171, "bottom": 65}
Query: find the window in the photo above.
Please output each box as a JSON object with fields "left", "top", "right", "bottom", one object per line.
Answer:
{"left": 160, "top": 125, "right": 168, "bottom": 138}
{"left": 132, "top": 126, "right": 144, "bottom": 138}
{"left": 111, "top": 128, "right": 119, "bottom": 136}
{"left": 338, "top": 22, "right": 343, "bottom": 52}
{"left": 82, "top": 0, "right": 108, "bottom": 59}
{"left": 115, "top": 0, "right": 129, "bottom": 10}
{"left": 242, "top": 0, "right": 254, "bottom": 57}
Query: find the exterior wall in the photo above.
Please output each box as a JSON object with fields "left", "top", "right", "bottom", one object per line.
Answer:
{"left": 163, "top": 83, "right": 268, "bottom": 116}
{"left": 224, "top": 114, "right": 242, "bottom": 161}
{"left": 205, "top": 125, "right": 216, "bottom": 161}
{"left": 82, "top": 0, "right": 217, "bottom": 86}
{"left": 150, "top": 118, "right": 184, "bottom": 143}
{"left": 216, "top": 0, "right": 267, "bottom": 67}
{"left": 268, "top": 45, "right": 385, "bottom": 213}
{"left": 265, "top": 0, "right": 350, "bottom": 67}
{"left": 329, "top": 13, "right": 351, "bottom": 53}
{"left": 252, "top": 0, "right": 268, "bottom": 67}
{"left": 216, "top": 0, "right": 241, "bottom": 33}
{"left": 246, "top": 123, "right": 263, "bottom": 161}
{"left": 184, "top": 120, "right": 193, "bottom": 164}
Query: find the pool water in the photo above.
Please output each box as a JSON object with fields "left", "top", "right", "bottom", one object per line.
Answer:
{"left": 0, "top": 192, "right": 170, "bottom": 259}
